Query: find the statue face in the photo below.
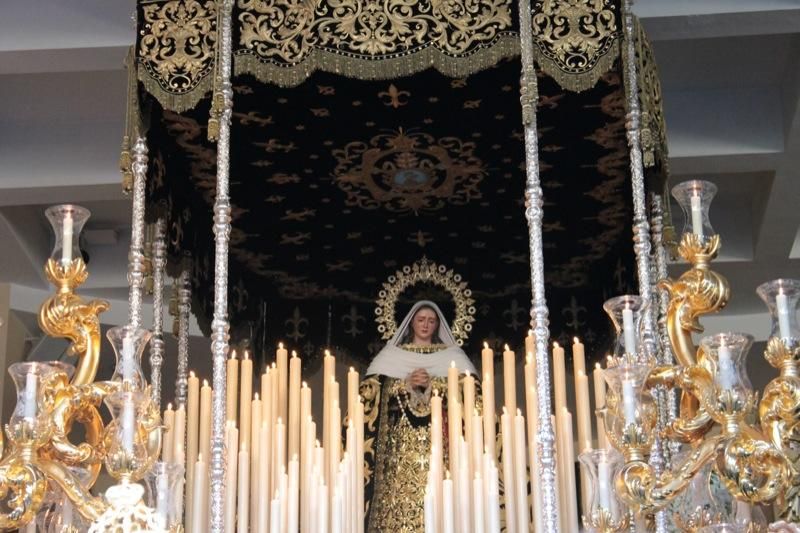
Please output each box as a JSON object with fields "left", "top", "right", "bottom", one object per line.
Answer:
{"left": 411, "top": 307, "right": 438, "bottom": 344}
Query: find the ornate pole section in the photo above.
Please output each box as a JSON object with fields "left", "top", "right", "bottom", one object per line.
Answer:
{"left": 208, "top": 0, "right": 234, "bottom": 530}
{"left": 149, "top": 218, "right": 167, "bottom": 407}
{"left": 621, "top": 0, "right": 656, "bottom": 360}
{"left": 129, "top": 137, "right": 149, "bottom": 330}
{"left": 621, "top": 3, "right": 667, "bottom": 531}
{"left": 517, "top": 1, "right": 559, "bottom": 531}
{"left": 175, "top": 269, "right": 191, "bottom": 407}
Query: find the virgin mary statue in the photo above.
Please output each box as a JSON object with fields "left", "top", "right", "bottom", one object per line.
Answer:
{"left": 360, "top": 300, "right": 477, "bottom": 532}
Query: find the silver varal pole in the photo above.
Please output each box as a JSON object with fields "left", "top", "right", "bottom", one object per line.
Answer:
{"left": 208, "top": 0, "right": 234, "bottom": 529}
{"left": 175, "top": 269, "right": 191, "bottom": 407}
{"left": 129, "top": 138, "right": 148, "bottom": 330}
{"left": 517, "top": 0, "right": 560, "bottom": 530}
{"left": 622, "top": 1, "right": 668, "bottom": 531}
{"left": 149, "top": 217, "right": 167, "bottom": 407}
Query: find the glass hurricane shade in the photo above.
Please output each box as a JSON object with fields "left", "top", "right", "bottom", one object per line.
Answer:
{"left": 7, "top": 361, "right": 73, "bottom": 445}
{"left": 107, "top": 325, "right": 151, "bottom": 391}
{"left": 103, "top": 390, "right": 155, "bottom": 481}
{"left": 671, "top": 180, "right": 717, "bottom": 240}
{"left": 756, "top": 278, "right": 800, "bottom": 350}
{"left": 699, "top": 332, "right": 755, "bottom": 422}
{"left": 603, "top": 295, "right": 646, "bottom": 361}
{"left": 44, "top": 204, "right": 90, "bottom": 267}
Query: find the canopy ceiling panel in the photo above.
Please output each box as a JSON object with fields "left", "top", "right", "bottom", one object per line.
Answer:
{"left": 135, "top": 0, "right": 667, "bottom": 369}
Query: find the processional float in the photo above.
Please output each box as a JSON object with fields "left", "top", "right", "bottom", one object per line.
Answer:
{"left": 1, "top": 0, "right": 798, "bottom": 531}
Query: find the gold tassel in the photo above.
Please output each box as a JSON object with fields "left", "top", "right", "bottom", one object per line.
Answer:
{"left": 120, "top": 135, "right": 133, "bottom": 195}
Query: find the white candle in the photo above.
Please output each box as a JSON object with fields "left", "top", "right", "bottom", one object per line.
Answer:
{"left": 622, "top": 307, "right": 637, "bottom": 355}
{"left": 269, "top": 495, "right": 281, "bottom": 533}
{"left": 777, "top": 290, "right": 793, "bottom": 339}
{"left": 424, "top": 487, "right": 435, "bottom": 533}
{"left": 156, "top": 468, "right": 169, "bottom": 529}
{"left": 503, "top": 345, "right": 517, "bottom": 416}
{"left": 287, "top": 456, "right": 299, "bottom": 533}
{"left": 191, "top": 455, "right": 206, "bottom": 533}
{"left": 225, "top": 424, "right": 239, "bottom": 533}
{"left": 62, "top": 212, "right": 73, "bottom": 264}
{"left": 162, "top": 403, "right": 175, "bottom": 463}
{"left": 597, "top": 455, "right": 612, "bottom": 511}
{"left": 690, "top": 192, "right": 703, "bottom": 235}
{"left": 473, "top": 474, "right": 485, "bottom": 533}
{"left": 23, "top": 371, "right": 38, "bottom": 419}
{"left": 500, "top": 409, "right": 516, "bottom": 533}
{"left": 237, "top": 449, "right": 250, "bottom": 533}
{"left": 717, "top": 342, "right": 737, "bottom": 390}
{"left": 487, "top": 462, "right": 501, "bottom": 533}
{"left": 622, "top": 378, "right": 637, "bottom": 425}
{"left": 443, "top": 473, "right": 455, "bottom": 533}
{"left": 513, "top": 410, "right": 528, "bottom": 533}
{"left": 121, "top": 396, "right": 135, "bottom": 453}
{"left": 122, "top": 334, "right": 135, "bottom": 382}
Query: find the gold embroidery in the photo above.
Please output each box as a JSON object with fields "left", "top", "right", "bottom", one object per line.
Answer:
{"left": 374, "top": 257, "right": 476, "bottom": 346}
{"left": 397, "top": 343, "right": 449, "bottom": 354}
{"left": 369, "top": 378, "right": 431, "bottom": 533}
{"left": 531, "top": 0, "right": 621, "bottom": 92}
{"left": 235, "top": 0, "right": 518, "bottom": 87}
{"left": 332, "top": 129, "right": 486, "bottom": 214}
{"left": 138, "top": 0, "right": 218, "bottom": 112}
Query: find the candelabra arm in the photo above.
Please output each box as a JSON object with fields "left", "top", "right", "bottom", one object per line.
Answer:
{"left": 717, "top": 433, "right": 792, "bottom": 504}
{"left": 616, "top": 434, "right": 723, "bottom": 513}
{"left": 39, "top": 259, "right": 109, "bottom": 386}
{"left": 37, "top": 458, "right": 107, "bottom": 522}
{"left": 44, "top": 378, "right": 105, "bottom": 485}
{"left": 0, "top": 457, "right": 48, "bottom": 529}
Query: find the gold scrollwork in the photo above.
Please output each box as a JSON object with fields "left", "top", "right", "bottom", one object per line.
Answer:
{"left": 531, "top": 0, "right": 621, "bottom": 92}
{"left": 375, "top": 257, "right": 475, "bottom": 346}
{"left": 236, "top": 0, "right": 518, "bottom": 86}
{"left": 137, "top": 0, "right": 218, "bottom": 112}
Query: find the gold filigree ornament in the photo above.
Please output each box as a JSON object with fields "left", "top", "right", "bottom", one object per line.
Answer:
{"left": 333, "top": 129, "right": 486, "bottom": 214}
{"left": 531, "top": 0, "right": 622, "bottom": 92}
{"left": 137, "top": 0, "right": 218, "bottom": 112}
{"left": 235, "top": 0, "right": 518, "bottom": 87}
{"left": 375, "top": 257, "right": 475, "bottom": 346}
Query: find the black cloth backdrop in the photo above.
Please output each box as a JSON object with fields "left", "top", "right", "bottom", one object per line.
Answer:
{"left": 144, "top": 53, "right": 641, "bottom": 373}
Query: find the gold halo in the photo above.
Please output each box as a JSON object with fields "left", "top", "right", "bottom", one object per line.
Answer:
{"left": 375, "top": 257, "right": 476, "bottom": 346}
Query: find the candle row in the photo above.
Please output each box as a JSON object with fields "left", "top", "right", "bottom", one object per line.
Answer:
{"left": 176, "top": 347, "right": 364, "bottom": 533}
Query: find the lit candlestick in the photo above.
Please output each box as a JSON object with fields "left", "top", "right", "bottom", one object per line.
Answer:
{"left": 473, "top": 473, "right": 484, "bottom": 533}
{"left": 717, "top": 340, "right": 737, "bottom": 390}
{"left": 525, "top": 330, "right": 535, "bottom": 359}
{"left": 560, "top": 408, "right": 579, "bottom": 532}
{"left": 162, "top": 403, "right": 175, "bottom": 463}
{"left": 621, "top": 377, "right": 637, "bottom": 425}
{"left": 277, "top": 343, "right": 288, "bottom": 429}
{"left": 186, "top": 371, "right": 200, "bottom": 530}
{"left": 593, "top": 363, "right": 608, "bottom": 449}
{"left": 191, "top": 454, "right": 207, "bottom": 533}
{"left": 777, "top": 289, "right": 793, "bottom": 339}
{"left": 553, "top": 342, "right": 566, "bottom": 414}
{"left": 500, "top": 409, "right": 516, "bottom": 533}
{"left": 503, "top": 344, "right": 516, "bottom": 416}
{"left": 300, "top": 381, "right": 311, "bottom": 490}
{"left": 199, "top": 379, "right": 212, "bottom": 464}
{"left": 240, "top": 351, "right": 253, "bottom": 449}
{"left": 690, "top": 191, "right": 703, "bottom": 236}
{"left": 250, "top": 391, "right": 261, "bottom": 527}
{"left": 323, "top": 350, "right": 335, "bottom": 484}
{"left": 173, "top": 403, "right": 186, "bottom": 466}
{"left": 288, "top": 351, "right": 301, "bottom": 462}
{"left": 622, "top": 305, "right": 637, "bottom": 355}
{"left": 62, "top": 211, "right": 73, "bottom": 264}
{"left": 513, "top": 409, "right": 528, "bottom": 533}
{"left": 482, "top": 372, "right": 496, "bottom": 460}
{"left": 463, "top": 371, "right": 475, "bottom": 467}
{"left": 226, "top": 350, "right": 239, "bottom": 423}
{"left": 23, "top": 371, "right": 38, "bottom": 420}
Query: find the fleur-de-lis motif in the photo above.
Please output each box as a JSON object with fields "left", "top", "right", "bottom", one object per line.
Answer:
{"left": 342, "top": 306, "right": 366, "bottom": 338}
{"left": 503, "top": 299, "right": 526, "bottom": 331}
{"left": 562, "top": 295, "right": 587, "bottom": 330}
{"left": 285, "top": 307, "right": 309, "bottom": 342}
{"left": 378, "top": 84, "right": 410, "bottom": 108}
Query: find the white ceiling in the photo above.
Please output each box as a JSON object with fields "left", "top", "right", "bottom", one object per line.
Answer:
{"left": 0, "top": 1, "right": 798, "bottom": 351}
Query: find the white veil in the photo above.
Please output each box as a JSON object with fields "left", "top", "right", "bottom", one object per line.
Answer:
{"left": 366, "top": 300, "right": 476, "bottom": 378}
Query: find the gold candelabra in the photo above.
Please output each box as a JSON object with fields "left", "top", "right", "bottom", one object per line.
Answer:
{"left": 0, "top": 205, "right": 164, "bottom": 531}
{"left": 589, "top": 181, "right": 800, "bottom": 532}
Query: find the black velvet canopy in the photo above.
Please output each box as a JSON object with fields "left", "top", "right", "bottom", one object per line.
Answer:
{"left": 133, "top": 0, "right": 668, "bottom": 370}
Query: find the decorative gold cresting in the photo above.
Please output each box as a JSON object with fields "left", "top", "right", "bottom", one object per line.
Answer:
{"left": 375, "top": 257, "right": 476, "bottom": 346}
